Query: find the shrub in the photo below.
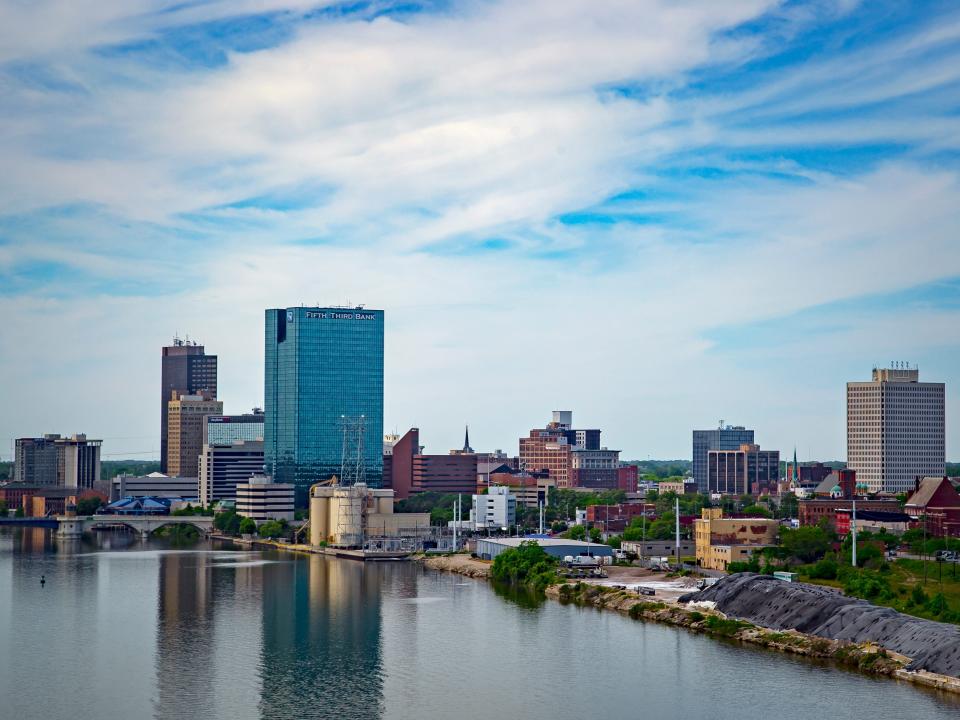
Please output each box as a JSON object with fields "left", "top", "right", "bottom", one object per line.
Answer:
{"left": 808, "top": 558, "right": 838, "bottom": 580}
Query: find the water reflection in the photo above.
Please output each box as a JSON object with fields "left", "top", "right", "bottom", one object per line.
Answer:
{"left": 260, "top": 555, "right": 384, "bottom": 720}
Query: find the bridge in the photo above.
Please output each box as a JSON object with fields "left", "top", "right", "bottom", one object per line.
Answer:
{"left": 0, "top": 515, "right": 213, "bottom": 538}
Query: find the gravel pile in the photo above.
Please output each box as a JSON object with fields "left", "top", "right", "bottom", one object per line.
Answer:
{"left": 679, "top": 573, "right": 960, "bottom": 677}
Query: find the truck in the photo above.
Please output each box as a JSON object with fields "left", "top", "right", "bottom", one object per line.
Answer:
{"left": 696, "top": 577, "right": 719, "bottom": 590}
{"left": 563, "top": 554, "right": 600, "bottom": 568}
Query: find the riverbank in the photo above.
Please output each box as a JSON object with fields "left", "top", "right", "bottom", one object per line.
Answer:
{"left": 424, "top": 553, "right": 960, "bottom": 695}
{"left": 420, "top": 554, "right": 492, "bottom": 578}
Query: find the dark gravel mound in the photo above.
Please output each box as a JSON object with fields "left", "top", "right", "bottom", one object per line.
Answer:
{"left": 679, "top": 573, "right": 960, "bottom": 678}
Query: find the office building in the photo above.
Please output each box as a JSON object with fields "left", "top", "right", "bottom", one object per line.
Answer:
{"left": 847, "top": 365, "right": 945, "bottom": 494}
{"left": 166, "top": 391, "right": 223, "bottom": 477}
{"left": 111, "top": 473, "right": 200, "bottom": 502}
{"left": 14, "top": 435, "right": 61, "bottom": 485}
{"left": 707, "top": 443, "right": 779, "bottom": 496}
{"left": 568, "top": 447, "right": 621, "bottom": 489}
{"left": 204, "top": 410, "right": 264, "bottom": 445}
{"left": 198, "top": 440, "right": 265, "bottom": 505}
{"left": 692, "top": 424, "right": 755, "bottom": 494}
{"left": 14, "top": 434, "right": 101, "bottom": 489}
{"left": 411, "top": 453, "right": 477, "bottom": 495}
{"left": 236, "top": 475, "right": 295, "bottom": 523}
{"left": 160, "top": 339, "right": 217, "bottom": 474}
{"left": 57, "top": 434, "right": 102, "bottom": 490}
{"left": 519, "top": 411, "right": 609, "bottom": 489}
{"left": 264, "top": 306, "right": 384, "bottom": 505}
{"left": 471, "top": 486, "right": 516, "bottom": 530}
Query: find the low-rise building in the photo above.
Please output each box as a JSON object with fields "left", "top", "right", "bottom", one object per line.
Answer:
{"left": 585, "top": 502, "right": 654, "bottom": 533}
{"left": 471, "top": 486, "right": 516, "bottom": 530}
{"left": 487, "top": 471, "right": 554, "bottom": 509}
{"left": 798, "top": 497, "right": 899, "bottom": 527}
{"left": 111, "top": 473, "right": 199, "bottom": 502}
{"left": 834, "top": 509, "right": 913, "bottom": 537}
{"left": 475, "top": 537, "right": 614, "bottom": 562}
{"left": 694, "top": 508, "right": 780, "bottom": 571}
{"left": 236, "top": 475, "right": 294, "bottom": 523}
{"left": 621, "top": 539, "right": 695, "bottom": 558}
{"left": 904, "top": 476, "right": 960, "bottom": 537}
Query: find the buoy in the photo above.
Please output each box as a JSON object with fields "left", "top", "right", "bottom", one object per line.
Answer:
{"left": 40, "top": 574, "right": 46, "bottom": 586}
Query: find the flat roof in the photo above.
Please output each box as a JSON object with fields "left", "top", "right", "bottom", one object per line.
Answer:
{"left": 478, "top": 537, "right": 609, "bottom": 549}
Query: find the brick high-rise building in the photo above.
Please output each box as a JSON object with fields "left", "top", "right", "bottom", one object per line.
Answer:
{"left": 519, "top": 411, "right": 617, "bottom": 489}
{"left": 847, "top": 365, "right": 945, "bottom": 494}
{"left": 161, "top": 339, "right": 217, "bottom": 473}
{"left": 166, "top": 391, "right": 223, "bottom": 478}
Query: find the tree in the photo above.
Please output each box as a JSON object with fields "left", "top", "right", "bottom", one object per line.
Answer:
{"left": 258, "top": 520, "right": 285, "bottom": 539}
{"left": 490, "top": 541, "right": 557, "bottom": 591}
{"left": 76, "top": 497, "right": 103, "bottom": 516}
{"left": 779, "top": 526, "right": 831, "bottom": 563}
{"left": 741, "top": 504, "right": 772, "bottom": 518}
{"left": 566, "top": 524, "right": 586, "bottom": 541}
{"left": 239, "top": 517, "right": 257, "bottom": 535}
{"left": 777, "top": 494, "right": 798, "bottom": 519}
{"left": 588, "top": 527, "right": 602, "bottom": 543}
{"left": 225, "top": 513, "right": 241, "bottom": 536}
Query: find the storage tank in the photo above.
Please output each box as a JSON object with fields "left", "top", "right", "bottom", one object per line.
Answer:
{"left": 376, "top": 493, "right": 393, "bottom": 515}
{"left": 310, "top": 494, "right": 329, "bottom": 547}
{"left": 334, "top": 486, "right": 364, "bottom": 547}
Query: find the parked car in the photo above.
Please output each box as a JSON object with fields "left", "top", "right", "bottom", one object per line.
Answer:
{"left": 934, "top": 550, "right": 957, "bottom": 562}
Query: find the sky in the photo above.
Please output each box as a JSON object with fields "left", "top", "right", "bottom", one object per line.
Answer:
{"left": 1, "top": 0, "right": 959, "bottom": 463}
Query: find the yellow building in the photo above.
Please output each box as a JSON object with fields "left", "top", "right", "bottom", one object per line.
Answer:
{"left": 694, "top": 507, "right": 780, "bottom": 571}
{"left": 309, "top": 484, "right": 431, "bottom": 548}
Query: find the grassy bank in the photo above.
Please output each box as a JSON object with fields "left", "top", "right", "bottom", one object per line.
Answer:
{"left": 551, "top": 582, "right": 906, "bottom": 676}
{"left": 796, "top": 559, "right": 960, "bottom": 624}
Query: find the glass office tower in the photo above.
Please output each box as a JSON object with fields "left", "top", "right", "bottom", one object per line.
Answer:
{"left": 264, "top": 307, "right": 384, "bottom": 505}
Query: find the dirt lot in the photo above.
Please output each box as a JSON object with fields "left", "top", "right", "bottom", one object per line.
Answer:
{"left": 581, "top": 566, "right": 701, "bottom": 603}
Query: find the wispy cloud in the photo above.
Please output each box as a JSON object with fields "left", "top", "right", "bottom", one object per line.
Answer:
{"left": 1, "top": 0, "right": 958, "bottom": 460}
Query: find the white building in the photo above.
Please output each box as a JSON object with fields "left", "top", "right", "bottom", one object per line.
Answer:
{"left": 847, "top": 366, "right": 945, "bottom": 494}
{"left": 198, "top": 440, "right": 264, "bottom": 505}
{"left": 470, "top": 486, "right": 516, "bottom": 530}
{"left": 236, "top": 475, "right": 295, "bottom": 522}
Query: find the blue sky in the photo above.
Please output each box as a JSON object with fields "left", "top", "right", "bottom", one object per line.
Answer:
{"left": 1, "top": 0, "right": 959, "bottom": 461}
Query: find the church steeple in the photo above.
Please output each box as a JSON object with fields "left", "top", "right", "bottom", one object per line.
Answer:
{"left": 463, "top": 425, "right": 474, "bottom": 453}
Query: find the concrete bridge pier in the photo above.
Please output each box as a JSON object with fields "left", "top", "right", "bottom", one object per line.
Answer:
{"left": 55, "top": 518, "right": 85, "bottom": 538}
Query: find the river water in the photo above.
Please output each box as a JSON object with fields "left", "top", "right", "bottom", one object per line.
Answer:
{"left": 2, "top": 529, "right": 959, "bottom": 720}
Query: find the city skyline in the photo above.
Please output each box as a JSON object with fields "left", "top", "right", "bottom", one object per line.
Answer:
{"left": 2, "top": 2, "right": 960, "bottom": 461}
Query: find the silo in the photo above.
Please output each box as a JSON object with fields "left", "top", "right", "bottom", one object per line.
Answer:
{"left": 310, "top": 493, "right": 329, "bottom": 547}
{"left": 334, "top": 485, "right": 364, "bottom": 547}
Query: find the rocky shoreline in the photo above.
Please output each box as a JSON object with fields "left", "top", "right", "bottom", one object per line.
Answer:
{"left": 422, "top": 555, "right": 960, "bottom": 695}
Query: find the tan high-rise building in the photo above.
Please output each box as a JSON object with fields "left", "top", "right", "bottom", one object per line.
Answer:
{"left": 166, "top": 391, "right": 223, "bottom": 478}
{"left": 847, "top": 365, "right": 945, "bottom": 494}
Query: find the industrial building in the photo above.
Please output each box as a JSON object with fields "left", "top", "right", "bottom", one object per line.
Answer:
{"left": 309, "top": 483, "right": 431, "bottom": 548}
{"left": 694, "top": 508, "right": 780, "bottom": 571}
{"left": 474, "top": 537, "right": 614, "bottom": 562}
{"left": 471, "top": 486, "right": 516, "bottom": 530}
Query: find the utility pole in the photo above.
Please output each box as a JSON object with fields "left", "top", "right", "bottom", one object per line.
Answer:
{"left": 675, "top": 496, "right": 680, "bottom": 568}
{"left": 851, "top": 499, "right": 857, "bottom": 568}
{"left": 453, "top": 494, "right": 459, "bottom": 552}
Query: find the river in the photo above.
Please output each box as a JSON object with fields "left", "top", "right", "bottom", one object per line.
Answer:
{"left": 2, "top": 529, "right": 959, "bottom": 720}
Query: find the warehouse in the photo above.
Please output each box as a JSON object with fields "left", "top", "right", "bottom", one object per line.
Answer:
{"left": 475, "top": 537, "right": 614, "bottom": 562}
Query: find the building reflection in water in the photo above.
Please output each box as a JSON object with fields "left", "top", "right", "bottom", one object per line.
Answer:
{"left": 259, "top": 554, "right": 384, "bottom": 720}
{"left": 153, "top": 550, "right": 217, "bottom": 720}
